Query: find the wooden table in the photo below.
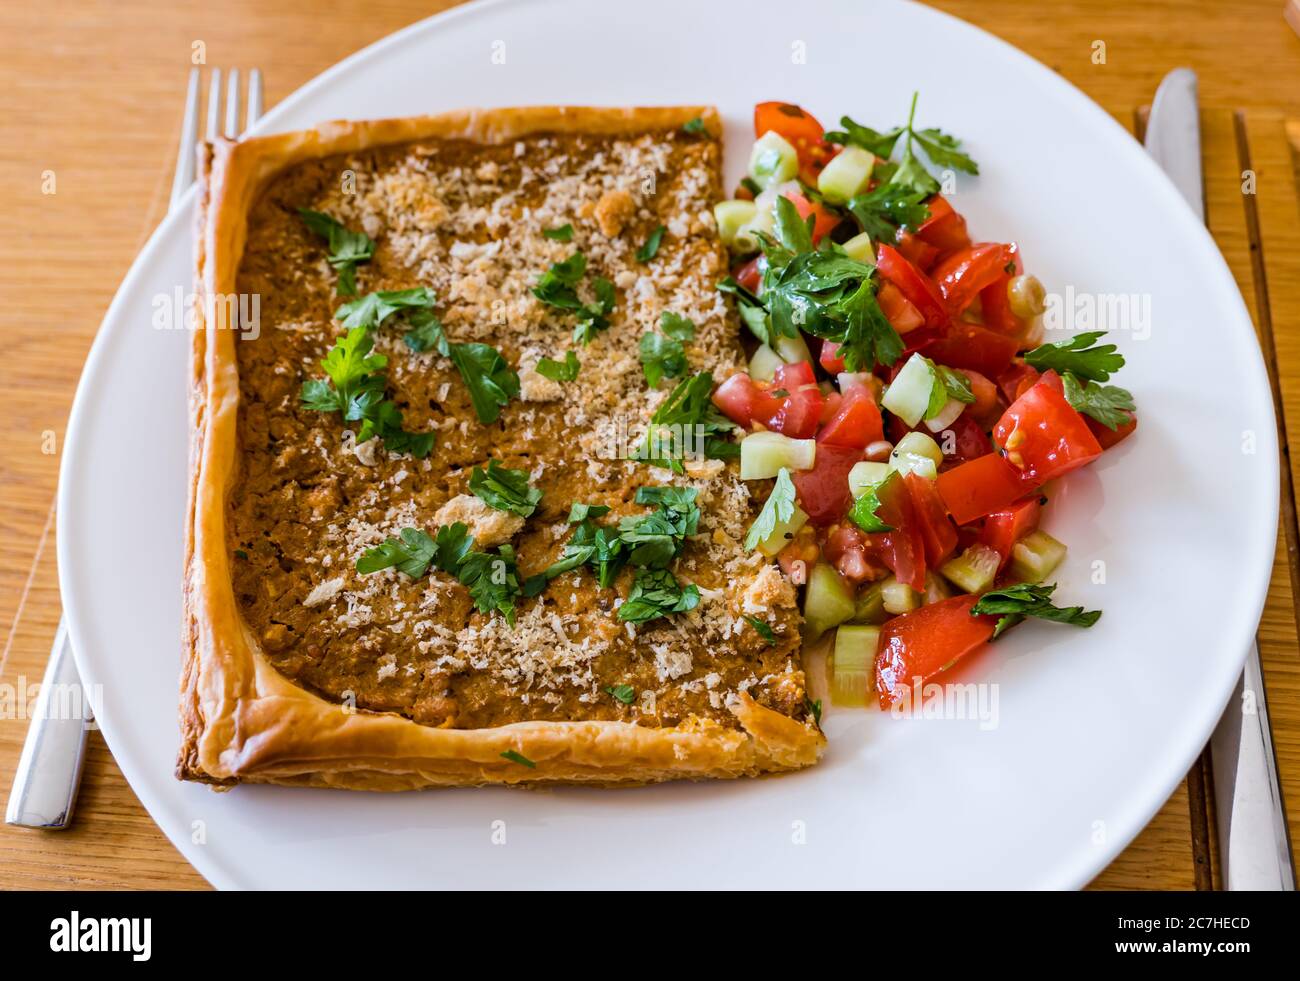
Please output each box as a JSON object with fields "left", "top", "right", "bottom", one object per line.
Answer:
{"left": 2, "top": 0, "right": 1299, "bottom": 890}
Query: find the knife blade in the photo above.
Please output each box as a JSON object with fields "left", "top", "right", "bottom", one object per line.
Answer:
{"left": 1145, "top": 67, "right": 1295, "bottom": 890}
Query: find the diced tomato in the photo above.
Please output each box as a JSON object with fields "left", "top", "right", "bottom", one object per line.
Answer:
{"left": 935, "top": 453, "right": 1029, "bottom": 525}
{"left": 774, "top": 360, "right": 816, "bottom": 390}
{"left": 819, "top": 340, "right": 845, "bottom": 374}
{"left": 1087, "top": 411, "right": 1138, "bottom": 450}
{"left": 875, "top": 594, "right": 997, "bottom": 707}
{"left": 877, "top": 280, "right": 925, "bottom": 334}
{"left": 819, "top": 389, "right": 843, "bottom": 425}
{"left": 894, "top": 229, "right": 940, "bottom": 271}
{"left": 780, "top": 183, "right": 840, "bottom": 243}
{"left": 938, "top": 411, "right": 994, "bottom": 465}
{"left": 931, "top": 243, "right": 1011, "bottom": 316}
{"left": 753, "top": 102, "right": 840, "bottom": 186}
{"left": 823, "top": 524, "right": 881, "bottom": 584}
{"left": 924, "top": 321, "right": 1020, "bottom": 379}
{"left": 997, "top": 361, "right": 1040, "bottom": 403}
{"left": 915, "top": 195, "right": 972, "bottom": 252}
{"left": 958, "top": 369, "right": 999, "bottom": 420}
{"left": 904, "top": 473, "right": 958, "bottom": 567}
{"left": 994, "top": 380, "right": 1103, "bottom": 483}
{"left": 978, "top": 243, "right": 1025, "bottom": 335}
{"left": 979, "top": 497, "right": 1042, "bottom": 568}
{"left": 711, "top": 373, "right": 780, "bottom": 428}
{"left": 735, "top": 255, "right": 764, "bottom": 293}
{"left": 764, "top": 362, "right": 824, "bottom": 439}
{"left": 873, "top": 473, "right": 925, "bottom": 591}
{"left": 817, "top": 384, "right": 884, "bottom": 449}
{"left": 1035, "top": 368, "right": 1064, "bottom": 394}
{"left": 792, "top": 443, "right": 864, "bottom": 526}
{"left": 875, "top": 244, "right": 949, "bottom": 331}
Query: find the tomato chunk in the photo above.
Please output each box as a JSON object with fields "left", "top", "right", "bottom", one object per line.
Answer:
{"left": 924, "top": 321, "right": 1020, "bottom": 379}
{"left": 894, "top": 229, "right": 940, "bottom": 271}
{"left": 817, "top": 384, "right": 884, "bottom": 449}
{"left": 935, "top": 453, "right": 1029, "bottom": 525}
{"left": 874, "top": 473, "right": 925, "bottom": 591}
{"left": 979, "top": 244, "right": 1025, "bottom": 335}
{"left": 915, "top": 195, "right": 972, "bottom": 252}
{"left": 792, "top": 443, "right": 863, "bottom": 526}
{"left": 734, "top": 255, "right": 764, "bottom": 293}
{"left": 875, "top": 594, "right": 996, "bottom": 707}
{"left": 905, "top": 473, "right": 958, "bottom": 567}
{"left": 763, "top": 361, "right": 824, "bottom": 438}
{"left": 996, "top": 361, "right": 1040, "bottom": 403}
{"left": 780, "top": 184, "right": 840, "bottom": 243}
{"left": 979, "top": 496, "right": 1042, "bottom": 568}
{"left": 931, "top": 243, "right": 1010, "bottom": 316}
{"left": 1087, "top": 411, "right": 1138, "bottom": 450}
{"left": 994, "top": 380, "right": 1103, "bottom": 483}
{"left": 711, "top": 373, "right": 779, "bottom": 428}
{"left": 754, "top": 102, "right": 839, "bottom": 186}
{"left": 877, "top": 280, "right": 925, "bottom": 334}
{"left": 875, "top": 244, "right": 949, "bottom": 331}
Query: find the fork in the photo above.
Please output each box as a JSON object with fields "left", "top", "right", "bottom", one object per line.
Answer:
{"left": 4, "top": 66, "right": 263, "bottom": 831}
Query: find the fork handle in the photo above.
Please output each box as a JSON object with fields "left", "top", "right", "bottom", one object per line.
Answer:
{"left": 4, "top": 620, "right": 91, "bottom": 830}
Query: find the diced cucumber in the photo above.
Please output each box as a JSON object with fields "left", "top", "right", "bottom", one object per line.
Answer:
{"left": 847, "top": 461, "right": 891, "bottom": 498}
{"left": 733, "top": 206, "right": 775, "bottom": 254}
{"left": 748, "top": 131, "right": 799, "bottom": 189}
{"left": 1010, "top": 530, "right": 1067, "bottom": 584}
{"left": 888, "top": 430, "right": 943, "bottom": 480}
{"left": 841, "top": 231, "right": 875, "bottom": 263}
{"left": 740, "top": 431, "right": 816, "bottom": 479}
{"left": 830, "top": 625, "right": 880, "bottom": 707}
{"left": 924, "top": 397, "right": 964, "bottom": 433}
{"left": 804, "top": 562, "right": 858, "bottom": 640}
{"left": 748, "top": 344, "right": 784, "bottom": 383}
{"left": 817, "top": 145, "right": 876, "bottom": 205}
{"left": 714, "top": 200, "right": 758, "bottom": 250}
{"left": 924, "top": 572, "right": 953, "bottom": 605}
{"left": 774, "top": 330, "right": 813, "bottom": 365}
{"left": 880, "top": 575, "right": 920, "bottom": 615}
{"left": 851, "top": 581, "right": 888, "bottom": 625}
{"left": 880, "top": 353, "right": 935, "bottom": 427}
{"left": 940, "top": 544, "right": 1001, "bottom": 594}
{"left": 754, "top": 502, "right": 809, "bottom": 557}
{"left": 837, "top": 371, "right": 873, "bottom": 391}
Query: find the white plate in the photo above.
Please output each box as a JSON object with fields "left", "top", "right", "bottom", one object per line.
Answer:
{"left": 58, "top": 0, "right": 1276, "bottom": 889}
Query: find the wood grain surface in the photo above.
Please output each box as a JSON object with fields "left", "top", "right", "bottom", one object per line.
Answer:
{"left": 2, "top": 0, "right": 1299, "bottom": 890}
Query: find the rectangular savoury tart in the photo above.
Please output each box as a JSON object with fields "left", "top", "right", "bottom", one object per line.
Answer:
{"left": 179, "top": 106, "right": 825, "bottom": 790}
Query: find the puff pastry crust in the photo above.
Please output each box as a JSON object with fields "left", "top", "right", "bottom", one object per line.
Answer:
{"left": 179, "top": 106, "right": 825, "bottom": 790}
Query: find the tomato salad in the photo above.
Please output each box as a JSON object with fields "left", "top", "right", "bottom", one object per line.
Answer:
{"left": 712, "top": 97, "right": 1134, "bottom": 710}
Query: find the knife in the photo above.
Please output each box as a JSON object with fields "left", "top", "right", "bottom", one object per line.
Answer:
{"left": 1145, "top": 67, "right": 1296, "bottom": 890}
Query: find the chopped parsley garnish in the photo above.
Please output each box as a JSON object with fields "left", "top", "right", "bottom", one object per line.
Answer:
{"left": 637, "top": 371, "right": 738, "bottom": 472}
{"left": 448, "top": 341, "right": 520, "bottom": 425}
{"left": 605, "top": 684, "right": 636, "bottom": 705}
{"left": 500, "top": 749, "right": 536, "bottom": 768}
{"left": 804, "top": 696, "right": 823, "bottom": 725}
{"left": 847, "top": 183, "right": 931, "bottom": 241}
{"left": 921, "top": 357, "right": 976, "bottom": 420}
{"left": 744, "top": 468, "right": 797, "bottom": 551}
{"left": 745, "top": 615, "right": 778, "bottom": 645}
{"left": 300, "top": 327, "right": 434, "bottom": 458}
{"left": 618, "top": 567, "right": 700, "bottom": 623}
{"left": 335, "top": 287, "right": 436, "bottom": 331}
{"left": 971, "top": 582, "right": 1102, "bottom": 638}
{"left": 532, "top": 252, "right": 616, "bottom": 345}
{"left": 402, "top": 311, "right": 448, "bottom": 354}
{"left": 639, "top": 311, "right": 696, "bottom": 388}
{"left": 469, "top": 460, "right": 543, "bottom": 518}
{"left": 543, "top": 223, "right": 574, "bottom": 242}
{"left": 357, "top": 522, "right": 523, "bottom": 625}
{"left": 1023, "top": 331, "right": 1124, "bottom": 383}
{"left": 681, "top": 116, "right": 706, "bottom": 135}
{"left": 234, "top": 549, "right": 248, "bottom": 560}
{"left": 773, "top": 194, "right": 815, "bottom": 255}
{"left": 1062, "top": 373, "right": 1136, "bottom": 430}
{"left": 536, "top": 350, "right": 581, "bottom": 382}
{"left": 636, "top": 225, "right": 666, "bottom": 263}
{"left": 848, "top": 471, "right": 897, "bottom": 534}
{"left": 827, "top": 92, "right": 978, "bottom": 199}
{"left": 717, "top": 275, "right": 774, "bottom": 347}
{"left": 297, "top": 208, "right": 375, "bottom": 297}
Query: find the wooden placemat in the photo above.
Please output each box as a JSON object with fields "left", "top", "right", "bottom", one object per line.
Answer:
{"left": 2, "top": 0, "right": 1299, "bottom": 890}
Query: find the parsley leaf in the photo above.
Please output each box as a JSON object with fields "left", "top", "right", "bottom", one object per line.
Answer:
{"left": 458, "top": 544, "right": 523, "bottom": 625}
{"left": 681, "top": 116, "right": 706, "bottom": 135}
{"left": 744, "top": 468, "right": 797, "bottom": 551}
{"left": 532, "top": 252, "right": 617, "bottom": 345}
{"left": 1023, "top": 331, "right": 1125, "bottom": 383}
{"left": 716, "top": 276, "right": 776, "bottom": 347}
{"left": 334, "top": 287, "right": 436, "bottom": 331}
{"left": 773, "top": 195, "right": 815, "bottom": 256}
{"left": 921, "top": 357, "right": 976, "bottom": 420}
{"left": 447, "top": 341, "right": 520, "bottom": 424}
{"left": 297, "top": 208, "right": 376, "bottom": 297}
{"left": 847, "top": 183, "right": 931, "bottom": 242}
{"left": 637, "top": 371, "right": 738, "bottom": 472}
{"left": 639, "top": 313, "right": 695, "bottom": 389}
{"left": 848, "top": 471, "right": 897, "bottom": 534}
{"left": 617, "top": 567, "right": 700, "bottom": 623}
{"left": 618, "top": 486, "right": 700, "bottom": 567}
{"left": 567, "top": 503, "right": 611, "bottom": 522}
{"left": 469, "top": 460, "right": 543, "bottom": 518}
{"left": 356, "top": 528, "right": 438, "bottom": 577}
{"left": 805, "top": 696, "right": 823, "bottom": 725}
{"left": 605, "top": 684, "right": 636, "bottom": 704}
{"left": 1062, "top": 373, "right": 1136, "bottom": 430}
{"left": 543, "top": 223, "right": 574, "bottom": 242}
{"left": 971, "top": 582, "right": 1102, "bottom": 638}
{"left": 745, "top": 615, "right": 778, "bottom": 645}
{"left": 402, "top": 310, "right": 449, "bottom": 354}
{"left": 500, "top": 749, "right": 535, "bottom": 768}
{"left": 636, "top": 225, "right": 666, "bottom": 262}
{"left": 535, "top": 350, "right": 581, "bottom": 381}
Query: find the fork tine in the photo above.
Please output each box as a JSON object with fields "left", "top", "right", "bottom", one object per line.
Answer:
{"left": 224, "top": 67, "right": 240, "bottom": 139}
{"left": 205, "top": 66, "right": 222, "bottom": 143}
{"left": 169, "top": 67, "right": 201, "bottom": 209}
{"left": 246, "top": 68, "right": 263, "bottom": 132}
